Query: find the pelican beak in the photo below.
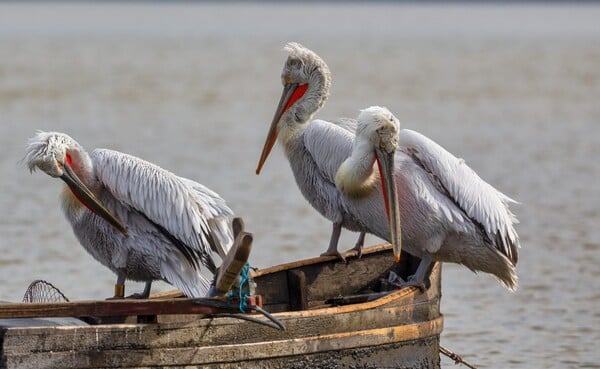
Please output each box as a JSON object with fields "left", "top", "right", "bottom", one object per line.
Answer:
{"left": 256, "top": 83, "right": 301, "bottom": 175}
{"left": 60, "top": 164, "right": 128, "bottom": 236}
{"left": 375, "top": 148, "right": 402, "bottom": 262}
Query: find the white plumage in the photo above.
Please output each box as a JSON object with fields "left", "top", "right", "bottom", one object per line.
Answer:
{"left": 256, "top": 43, "right": 520, "bottom": 290}
{"left": 92, "top": 149, "right": 232, "bottom": 259}
{"left": 337, "top": 107, "right": 520, "bottom": 290}
{"left": 25, "top": 131, "right": 234, "bottom": 298}
{"left": 398, "top": 129, "right": 519, "bottom": 264}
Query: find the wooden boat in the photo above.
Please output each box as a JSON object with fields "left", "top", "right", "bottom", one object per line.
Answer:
{"left": 0, "top": 244, "right": 443, "bottom": 369}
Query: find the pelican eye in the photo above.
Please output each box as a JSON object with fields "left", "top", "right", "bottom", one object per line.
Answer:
{"left": 288, "top": 57, "right": 302, "bottom": 68}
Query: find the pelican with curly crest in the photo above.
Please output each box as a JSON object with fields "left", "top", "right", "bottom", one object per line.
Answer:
{"left": 255, "top": 42, "right": 519, "bottom": 290}
{"left": 25, "top": 131, "right": 234, "bottom": 298}
{"left": 255, "top": 42, "right": 402, "bottom": 263}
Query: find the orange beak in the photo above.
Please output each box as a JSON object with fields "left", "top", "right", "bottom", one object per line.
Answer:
{"left": 256, "top": 83, "right": 307, "bottom": 175}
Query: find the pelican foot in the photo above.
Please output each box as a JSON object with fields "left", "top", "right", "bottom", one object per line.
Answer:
{"left": 344, "top": 245, "right": 363, "bottom": 259}
{"left": 399, "top": 274, "right": 428, "bottom": 292}
{"left": 348, "top": 232, "right": 366, "bottom": 259}
{"left": 320, "top": 250, "right": 347, "bottom": 263}
{"left": 398, "top": 279, "right": 427, "bottom": 293}
{"left": 387, "top": 272, "right": 427, "bottom": 293}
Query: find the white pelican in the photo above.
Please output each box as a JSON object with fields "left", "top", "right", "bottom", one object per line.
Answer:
{"left": 255, "top": 43, "right": 519, "bottom": 290}
{"left": 25, "top": 131, "right": 234, "bottom": 298}
{"left": 255, "top": 42, "right": 401, "bottom": 262}
{"left": 338, "top": 107, "right": 519, "bottom": 290}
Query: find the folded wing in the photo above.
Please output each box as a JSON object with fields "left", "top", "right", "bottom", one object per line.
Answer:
{"left": 400, "top": 129, "right": 519, "bottom": 264}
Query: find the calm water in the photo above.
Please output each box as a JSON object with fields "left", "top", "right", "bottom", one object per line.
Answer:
{"left": 0, "top": 3, "right": 598, "bottom": 368}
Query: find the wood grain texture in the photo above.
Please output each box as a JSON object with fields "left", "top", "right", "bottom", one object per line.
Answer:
{"left": 0, "top": 244, "right": 443, "bottom": 369}
{"left": 2, "top": 317, "right": 442, "bottom": 369}
{"left": 0, "top": 298, "right": 260, "bottom": 320}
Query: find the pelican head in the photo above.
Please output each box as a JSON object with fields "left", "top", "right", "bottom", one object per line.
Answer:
{"left": 356, "top": 106, "right": 400, "bottom": 153}
{"left": 25, "top": 131, "right": 83, "bottom": 177}
{"left": 256, "top": 42, "right": 332, "bottom": 175}
{"left": 340, "top": 106, "right": 403, "bottom": 262}
{"left": 25, "top": 131, "right": 128, "bottom": 235}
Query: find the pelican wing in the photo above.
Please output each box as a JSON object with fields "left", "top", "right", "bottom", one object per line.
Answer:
{"left": 400, "top": 129, "right": 519, "bottom": 264}
{"left": 333, "top": 117, "right": 358, "bottom": 134}
{"left": 303, "top": 119, "right": 355, "bottom": 184}
{"left": 91, "top": 149, "right": 234, "bottom": 271}
{"left": 178, "top": 177, "right": 235, "bottom": 259}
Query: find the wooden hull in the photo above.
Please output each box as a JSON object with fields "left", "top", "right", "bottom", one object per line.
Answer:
{"left": 1, "top": 244, "right": 442, "bottom": 369}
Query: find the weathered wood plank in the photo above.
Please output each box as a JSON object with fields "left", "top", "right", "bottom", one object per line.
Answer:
{"left": 1, "top": 302, "right": 440, "bottom": 354}
{"left": 0, "top": 245, "right": 443, "bottom": 369}
{"left": 255, "top": 250, "right": 425, "bottom": 312}
{"left": 2, "top": 317, "right": 443, "bottom": 369}
{"left": 287, "top": 270, "right": 308, "bottom": 311}
{"left": 0, "top": 298, "right": 256, "bottom": 320}
{"left": 214, "top": 232, "right": 252, "bottom": 295}
{"left": 251, "top": 243, "right": 394, "bottom": 277}
{"left": 1, "top": 288, "right": 440, "bottom": 356}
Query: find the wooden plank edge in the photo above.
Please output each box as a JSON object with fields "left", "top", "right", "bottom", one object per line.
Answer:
{"left": 0, "top": 298, "right": 257, "bottom": 320}
{"left": 251, "top": 243, "right": 393, "bottom": 277}
{"left": 3, "top": 316, "right": 443, "bottom": 368}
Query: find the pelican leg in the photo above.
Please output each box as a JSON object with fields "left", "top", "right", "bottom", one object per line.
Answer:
{"left": 127, "top": 281, "right": 152, "bottom": 299}
{"left": 402, "top": 253, "right": 433, "bottom": 292}
{"left": 345, "top": 232, "right": 366, "bottom": 259}
{"left": 107, "top": 271, "right": 127, "bottom": 300}
{"left": 320, "top": 222, "right": 346, "bottom": 262}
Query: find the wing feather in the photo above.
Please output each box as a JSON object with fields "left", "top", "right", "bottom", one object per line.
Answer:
{"left": 91, "top": 149, "right": 234, "bottom": 272}
{"left": 400, "top": 129, "right": 519, "bottom": 264}
{"left": 303, "top": 119, "right": 355, "bottom": 184}
{"left": 333, "top": 117, "right": 358, "bottom": 134}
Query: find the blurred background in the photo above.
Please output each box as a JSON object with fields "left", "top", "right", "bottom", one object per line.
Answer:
{"left": 0, "top": 2, "right": 598, "bottom": 368}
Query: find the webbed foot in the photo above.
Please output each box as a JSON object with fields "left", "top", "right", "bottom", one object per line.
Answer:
{"left": 320, "top": 249, "right": 347, "bottom": 263}
{"left": 387, "top": 272, "right": 427, "bottom": 293}
{"left": 344, "top": 243, "right": 363, "bottom": 259}
{"left": 398, "top": 277, "right": 427, "bottom": 293}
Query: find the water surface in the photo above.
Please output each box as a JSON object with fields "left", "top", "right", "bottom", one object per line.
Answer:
{"left": 0, "top": 3, "right": 598, "bottom": 368}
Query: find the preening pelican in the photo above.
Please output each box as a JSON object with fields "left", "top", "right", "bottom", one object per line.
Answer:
{"left": 25, "top": 131, "right": 234, "bottom": 298}
{"left": 255, "top": 42, "right": 398, "bottom": 261}
{"left": 338, "top": 106, "right": 519, "bottom": 290}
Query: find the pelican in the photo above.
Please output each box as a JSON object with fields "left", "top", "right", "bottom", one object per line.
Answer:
{"left": 25, "top": 131, "right": 234, "bottom": 298}
{"left": 256, "top": 42, "right": 401, "bottom": 262}
{"left": 255, "top": 43, "right": 519, "bottom": 290}
{"left": 338, "top": 107, "right": 519, "bottom": 290}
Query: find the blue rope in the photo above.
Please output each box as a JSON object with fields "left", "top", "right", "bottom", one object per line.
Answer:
{"left": 227, "top": 263, "right": 251, "bottom": 313}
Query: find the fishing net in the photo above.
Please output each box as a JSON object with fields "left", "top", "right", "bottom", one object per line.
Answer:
{"left": 22, "top": 280, "right": 70, "bottom": 303}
